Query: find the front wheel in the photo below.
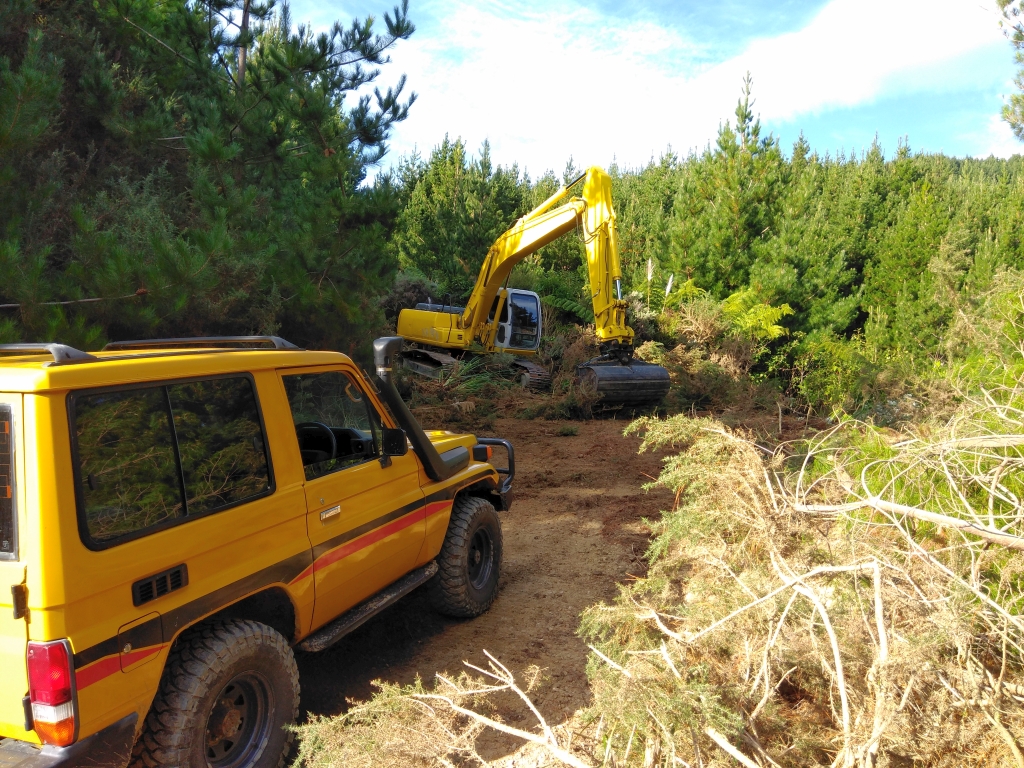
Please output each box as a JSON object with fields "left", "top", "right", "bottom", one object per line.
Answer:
{"left": 131, "top": 619, "right": 299, "bottom": 768}
{"left": 429, "top": 496, "right": 503, "bottom": 617}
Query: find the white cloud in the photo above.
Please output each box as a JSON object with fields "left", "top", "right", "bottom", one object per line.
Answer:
{"left": 361, "top": 0, "right": 1012, "bottom": 174}
{"left": 976, "top": 113, "right": 1022, "bottom": 157}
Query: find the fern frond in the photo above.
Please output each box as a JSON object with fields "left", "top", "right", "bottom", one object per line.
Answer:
{"left": 723, "top": 289, "right": 794, "bottom": 341}
{"left": 541, "top": 294, "right": 595, "bottom": 323}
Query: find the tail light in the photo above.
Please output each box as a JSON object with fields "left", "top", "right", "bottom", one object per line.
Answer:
{"left": 26, "top": 640, "right": 77, "bottom": 746}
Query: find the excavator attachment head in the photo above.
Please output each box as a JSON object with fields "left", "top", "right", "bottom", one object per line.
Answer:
{"left": 577, "top": 359, "right": 671, "bottom": 408}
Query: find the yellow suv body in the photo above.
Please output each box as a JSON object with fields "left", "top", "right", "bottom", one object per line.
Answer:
{"left": 0, "top": 337, "right": 513, "bottom": 768}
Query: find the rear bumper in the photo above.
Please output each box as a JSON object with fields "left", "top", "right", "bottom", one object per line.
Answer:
{"left": 0, "top": 713, "right": 136, "bottom": 768}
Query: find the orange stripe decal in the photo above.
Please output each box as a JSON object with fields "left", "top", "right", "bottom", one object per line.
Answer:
{"left": 313, "top": 506, "right": 426, "bottom": 574}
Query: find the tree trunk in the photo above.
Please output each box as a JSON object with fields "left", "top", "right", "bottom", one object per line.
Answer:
{"left": 237, "top": 0, "right": 251, "bottom": 93}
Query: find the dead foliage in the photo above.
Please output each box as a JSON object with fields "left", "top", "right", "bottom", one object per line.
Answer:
{"left": 293, "top": 657, "right": 597, "bottom": 768}
{"left": 577, "top": 383, "right": 1024, "bottom": 767}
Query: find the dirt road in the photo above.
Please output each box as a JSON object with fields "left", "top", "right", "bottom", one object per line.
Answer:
{"left": 296, "top": 416, "right": 674, "bottom": 760}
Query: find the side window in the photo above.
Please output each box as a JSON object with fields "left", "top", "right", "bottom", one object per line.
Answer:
{"left": 74, "top": 388, "right": 184, "bottom": 544}
{"left": 167, "top": 378, "right": 270, "bottom": 515}
{"left": 282, "top": 371, "right": 381, "bottom": 480}
{"left": 72, "top": 376, "right": 272, "bottom": 548}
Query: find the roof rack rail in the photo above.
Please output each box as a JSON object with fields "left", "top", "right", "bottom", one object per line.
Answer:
{"left": 0, "top": 343, "right": 98, "bottom": 364}
{"left": 103, "top": 336, "right": 302, "bottom": 351}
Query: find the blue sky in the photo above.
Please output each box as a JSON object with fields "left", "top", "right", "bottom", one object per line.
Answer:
{"left": 287, "top": 0, "right": 1022, "bottom": 176}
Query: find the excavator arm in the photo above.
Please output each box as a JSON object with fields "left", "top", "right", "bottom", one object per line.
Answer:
{"left": 459, "top": 167, "right": 634, "bottom": 358}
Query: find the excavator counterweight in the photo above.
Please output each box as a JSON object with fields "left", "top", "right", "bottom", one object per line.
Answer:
{"left": 397, "top": 166, "right": 670, "bottom": 408}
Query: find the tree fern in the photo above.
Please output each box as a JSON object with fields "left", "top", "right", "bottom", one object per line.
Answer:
{"left": 541, "top": 294, "right": 594, "bottom": 324}
{"left": 722, "top": 289, "right": 794, "bottom": 341}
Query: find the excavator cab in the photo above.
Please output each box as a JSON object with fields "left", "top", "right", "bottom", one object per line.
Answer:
{"left": 489, "top": 289, "right": 542, "bottom": 352}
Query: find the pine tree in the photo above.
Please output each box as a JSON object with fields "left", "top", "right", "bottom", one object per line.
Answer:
{"left": 0, "top": 0, "right": 416, "bottom": 353}
{"left": 668, "top": 74, "right": 786, "bottom": 298}
{"left": 999, "top": 0, "right": 1024, "bottom": 141}
{"left": 391, "top": 137, "right": 526, "bottom": 299}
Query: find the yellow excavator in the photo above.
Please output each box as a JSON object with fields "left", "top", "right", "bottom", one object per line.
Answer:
{"left": 396, "top": 166, "right": 670, "bottom": 406}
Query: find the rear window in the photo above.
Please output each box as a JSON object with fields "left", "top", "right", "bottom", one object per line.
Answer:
{"left": 0, "top": 406, "right": 15, "bottom": 559}
{"left": 71, "top": 376, "right": 272, "bottom": 549}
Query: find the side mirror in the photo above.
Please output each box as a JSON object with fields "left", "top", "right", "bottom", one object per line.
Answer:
{"left": 382, "top": 427, "right": 408, "bottom": 457}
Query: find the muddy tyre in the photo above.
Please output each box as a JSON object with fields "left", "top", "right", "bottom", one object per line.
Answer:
{"left": 130, "top": 619, "right": 299, "bottom": 768}
{"left": 430, "top": 495, "right": 502, "bottom": 617}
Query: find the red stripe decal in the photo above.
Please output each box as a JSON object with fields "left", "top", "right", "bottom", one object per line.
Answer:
{"left": 426, "top": 500, "right": 453, "bottom": 518}
{"left": 290, "top": 499, "right": 455, "bottom": 584}
{"left": 76, "top": 644, "right": 167, "bottom": 689}
{"left": 121, "top": 645, "right": 165, "bottom": 668}
{"left": 75, "top": 655, "right": 120, "bottom": 690}
{"left": 313, "top": 507, "right": 426, "bottom": 574}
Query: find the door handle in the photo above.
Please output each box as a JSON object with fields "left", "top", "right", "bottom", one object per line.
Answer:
{"left": 320, "top": 505, "right": 341, "bottom": 524}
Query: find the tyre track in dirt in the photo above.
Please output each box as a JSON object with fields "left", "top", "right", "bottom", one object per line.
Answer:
{"left": 297, "top": 417, "right": 674, "bottom": 760}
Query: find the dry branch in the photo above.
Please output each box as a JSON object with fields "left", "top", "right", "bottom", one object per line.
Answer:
{"left": 411, "top": 651, "right": 594, "bottom": 768}
{"left": 794, "top": 496, "right": 1024, "bottom": 550}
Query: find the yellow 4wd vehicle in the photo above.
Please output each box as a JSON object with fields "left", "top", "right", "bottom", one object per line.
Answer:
{"left": 0, "top": 335, "right": 513, "bottom": 768}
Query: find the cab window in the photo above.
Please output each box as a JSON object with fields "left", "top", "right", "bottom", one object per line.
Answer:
{"left": 71, "top": 376, "right": 272, "bottom": 548}
{"left": 510, "top": 293, "right": 540, "bottom": 348}
{"left": 282, "top": 371, "right": 381, "bottom": 481}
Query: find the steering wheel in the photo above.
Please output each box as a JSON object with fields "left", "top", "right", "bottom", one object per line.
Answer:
{"left": 295, "top": 421, "right": 337, "bottom": 464}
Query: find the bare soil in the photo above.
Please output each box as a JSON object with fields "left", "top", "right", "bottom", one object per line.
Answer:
{"left": 296, "top": 416, "right": 675, "bottom": 760}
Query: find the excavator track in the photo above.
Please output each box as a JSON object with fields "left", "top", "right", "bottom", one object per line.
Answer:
{"left": 512, "top": 359, "right": 552, "bottom": 392}
{"left": 577, "top": 359, "right": 670, "bottom": 407}
{"left": 401, "top": 347, "right": 459, "bottom": 378}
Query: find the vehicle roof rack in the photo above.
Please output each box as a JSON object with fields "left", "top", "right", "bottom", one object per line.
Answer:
{"left": 104, "top": 336, "right": 302, "bottom": 351}
{"left": 0, "top": 343, "right": 98, "bottom": 364}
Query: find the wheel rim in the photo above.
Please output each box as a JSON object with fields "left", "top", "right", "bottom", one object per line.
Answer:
{"left": 467, "top": 527, "right": 494, "bottom": 590}
{"left": 205, "top": 672, "right": 275, "bottom": 768}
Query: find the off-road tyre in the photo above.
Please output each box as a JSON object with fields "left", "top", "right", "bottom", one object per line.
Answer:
{"left": 429, "top": 495, "right": 502, "bottom": 617}
{"left": 130, "top": 619, "right": 299, "bottom": 768}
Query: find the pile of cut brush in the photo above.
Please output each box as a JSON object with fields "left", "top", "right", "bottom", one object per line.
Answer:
{"left": 294, "top": 382, "right": 1024, "bottom": 767}
{"left": 577, "top": 383, "right": 1024, "bottom": 767}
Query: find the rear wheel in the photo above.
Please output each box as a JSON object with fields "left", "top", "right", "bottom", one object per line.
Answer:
{"left": 430, "top": 496, "right": 502, "bottom": 617}
{"left": 131, "top": 619, "right": 299, "bottom": 768}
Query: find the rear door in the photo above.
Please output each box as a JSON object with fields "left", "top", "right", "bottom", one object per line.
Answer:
{"left": 278, "top": 367, "right": 425, "bottom": 631}
{"left": 0, "top": 394, "right": 28, "bottom": 739}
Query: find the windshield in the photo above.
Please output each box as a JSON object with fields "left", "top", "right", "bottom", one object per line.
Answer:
{"left": 509, "top": 293, "right": 540, "bottom": 349}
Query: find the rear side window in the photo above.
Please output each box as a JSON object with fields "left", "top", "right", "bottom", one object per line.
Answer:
{"left": 72, "top": 377, "right": 272, "bottom": 549}
{"left": 168, "top": 378, "right": 270, "bottom": 515}
{"left": 0, "top": 407, "right": 15, "bottom": 559}
{"left": 75, "top": 389, "right": 183, "bottom": 543}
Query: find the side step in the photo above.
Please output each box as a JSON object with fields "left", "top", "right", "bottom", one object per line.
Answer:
{"left": 297, "top": 562, "right": 438, "bottom": 653}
